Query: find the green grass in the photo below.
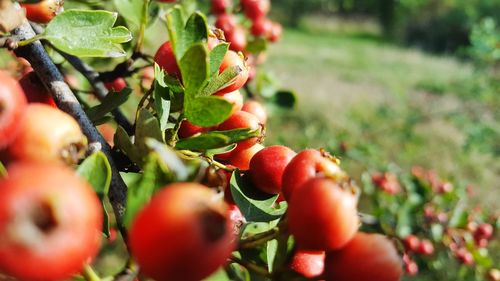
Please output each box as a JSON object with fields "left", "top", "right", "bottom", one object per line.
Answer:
{"left": 260, "top": 27, "right": 499, "bottom": 208}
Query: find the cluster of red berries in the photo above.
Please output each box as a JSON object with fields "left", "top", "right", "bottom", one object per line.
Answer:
{"left": 371, "top": 171, "right": 401, "bottom": 194}
{"left": 402, "top": 235, "right": 435, "bottom": 275}
{"left": 411, "top": 165, "right": 454, "bottom": 193}
{"left": 0, "top": 70, "right": 102, "bottom": 281}
{"left": 211, "top": 0, "right": 282, "bottom": 80}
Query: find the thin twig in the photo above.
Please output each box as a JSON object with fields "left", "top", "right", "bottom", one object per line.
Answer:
{"left": 12, "top": 21, "right": 129, "bottom": 243}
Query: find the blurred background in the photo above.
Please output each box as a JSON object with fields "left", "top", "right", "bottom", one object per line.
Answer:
{"left": 258, "top": 0, "right": 499, "bottom": 207}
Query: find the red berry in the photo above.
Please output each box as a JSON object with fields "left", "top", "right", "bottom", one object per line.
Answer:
{"left": 215, "top": 90, "right": 243, "bottom": 114}
{"left": 288, "top": 177, "right": 359, "bottom": 250}
{"left": 456, "top": 248, "right": 474, "bottom": 265}
{"left": 217, "top": 111, "right": 261, "bottom": 153}
{"left": 418, "top": 239, "right": 434, "bottom": 255}
{"left": 249, "top": 145, "right": 296, "bottom": 194}
{"left": 228, "top": 203, "right": 245, "bottom": 234}
{"left": 268, "top": 22, "right": 283, "bottom": 42}
{"left": 19, "top": 71, "right": 57, "bottom": 107}
{"left": 211, "top": 0, "right": 231, "bottom": 14}
{"left": 242, "top": 0, "right": 270, "bottom": 20}
{"left": 476, "top": 223, "right": 493, "bottom": 239}
{"left": 405, "top": 260, "right": 418, "bottom": 276}
{"left": 215, "top": 51, "right": 249, "bottom": 95}
{"left": 215, "top": 13, "right": 237, "bottom": 35}
{"left": 251, "top": 17, "right": 272, "bottom": 37}
{"left": 0, "top": 70, "right": 27, "bottom": 149}
{"left": 6, "top": 104, "right": 87, "bottom": 165}
{"left": 226, "top": 25, "right": 247, "bottom": 52}
{"left": 282, "top": 149, "right": 346, "bottom": 201}
{"left": 178, "top": 119, "right": 211, "bottom": 139}
{"left": 242, "top": 100, "right": 267, "bottom": 124}
{"left": 226, "top": 143, "right": 264, "bottom": 170}
{"left": 154, "top": 41, "right": 181, "bottom": 78}
{"left": 129, "top": 183, "right": 236, "bottom": 281}
{"left": 403, "top": 235, "right": 420, "bottom": 252}
{"left": 21, "top": 0, "right": 63, "bottom": 24}
{"left": 290, "top": 251, "right": 325, "bottom": 278}
{"left": 0, "top": 162, "right": 102, "bottom": 281}
{"left": 324, "top": 233, "right": 403, "bottom": 281}
{"left": 104, "top": 77, "right": 127, "bottom": 92}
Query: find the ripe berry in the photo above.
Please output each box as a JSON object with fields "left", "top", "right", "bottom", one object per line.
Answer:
{"left": 0, "top": 70, "right": 27, "bottom": 149}
{"left": 249, "top": 145, "right": 296, "bottom": 194}
{"left": 289, "top": 251, "right": 325, "bottom": 278}
{"left": 456, "top": 248, "right": 474, "bottom": 265}
{"left": 476, "top": 223, "right": 493, "bottom": 239}
{"left": 418, "top": 239, "right": 434, "bottom": 255}
{"left": 19, "top": 71, "right": 57, "bottom": 107}
{"left": 21, "top": 0, "right": 63, "bottom": 24}
{"left": 226, "top": 143, "right": 264, "bottom": 170}
{"left": 288, "top": 177, "right": 359, "bottom": 250}
{"left": 178, "top": 119, "right": 211, "bottom": 139}
{"left": 242, "top": 100, "right": 267, "bottom": 124}
{"left": 6, "top": 104, "right": 87, "bottom": 164}
{"left": 215, "top": 13, "right": 237, "bottom": 35}
{"left": 405, "top": 260, "right": 418, "bottom": 276}
{"left": 211, "top": 0, "right": 231, "bottom": 14}
{"left": 403, "top": 235, "right": 420, "bottom": 252}
{"left": 215, "top": 51, "right": 249, "bottom": 95}
{"left": 251, "top": 17, "right": 272, "bottom": 37}
{"left": 217, "top": 111, "right": 261, "bottom": 153}
{"left": 0, "top": 162, "right": 102, "bottom": 281}
{"left": 324, "top": 233, "right": 403, "bottom": 281}
{"left": 268, "top": 22, "right": 283, "bottom": 42}
{"left": 242, "top": 0, "right": 270, "bottom": 20}
{"left": 154, "top": 41, "right": 181, "bottom": 78}
{"left": 226, "top": 25, "right": 247, "bottom": 52}
{"left": 129, "top": 183, "right": 236, "bottom": 281}
{"left": 215, "top": 90, "right": 244, "bottom": 114}
{"left": 104, "top": 77, "right": 127, "bottom": 92}
{"left": 282, "top": 149, "right": 346, "bottom": 201}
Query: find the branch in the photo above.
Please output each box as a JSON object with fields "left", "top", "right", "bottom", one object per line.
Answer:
{"left": 12, "top": 21, "right": 129, "bottom": 242}
{"left": 29, "top": 22, "right": 134, "bottom": 135}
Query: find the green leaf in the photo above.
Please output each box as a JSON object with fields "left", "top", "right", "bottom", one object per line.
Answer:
{"left": 266, "top": 239, "right": 278, "bottom": 273}
{"left": 175, "top": 128, "right": 260, "bottom": 151}
{"left": 0, "top": 162, "right": 6, "bottom": 179}
{"left": 153, "top": 67, "right": 171, "bottom": 131}
{"left": 176, "top": 133, "right": 229, "bottom": 150}
{"left": 201, "top": 65, "right": 241, "bottom": 97}
{"left": 76, "top": 151, "right": 111, "bottom": 198}
{"left": 166, "top": 6, "right": 187, "bottom": 61}
{"left": 180, "top": 43, "right": 209, "bottom": 97}
{"left": 114, "top": 125, "right": 142, "bottom": 165}
{"left": 230, "top": 172, "right": 287, "bottom": 222}
{"left": 124, "top": 153, "right": 172, "bottom": 227}
{"left": 246, "top": 37, "right": 268, "bottom": 54}
{"left": 76, "top": 151, "right": 112, "bottom": 237}
{"left": 449, "top": 202, "right": 469, "bottom": 228}
{"left": 113, "top": 0, "right": 143, "bottom": 29}
{"left": 86, "top": 88, "right": 132, "bottom": 123}
{"left": 203, "top": 268, "right": 231, "bottom": 281}
{"left": 205, "top": 143, "right": 237, "bottom": 157}
{"left": 184, "top": 96, "right": 232, "bottom": 127}
{"left": 209, "top": 43, "right": 229, "bottom": 77}
{"left": 135, "top": 108, "right": 164, "bottom": 159}
{"left": 183, "top": 12, "right": 209, "bottom": 54}
{"left": 44, "top": 10, "right": 132, "bottom": 57}
{"left": 146, "top": 139, "right": 189, "bottom": 181}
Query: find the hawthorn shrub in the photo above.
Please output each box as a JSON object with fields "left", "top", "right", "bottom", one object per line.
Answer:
{"left": 0, "top": 0, "right": 497, "bottom": 281}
